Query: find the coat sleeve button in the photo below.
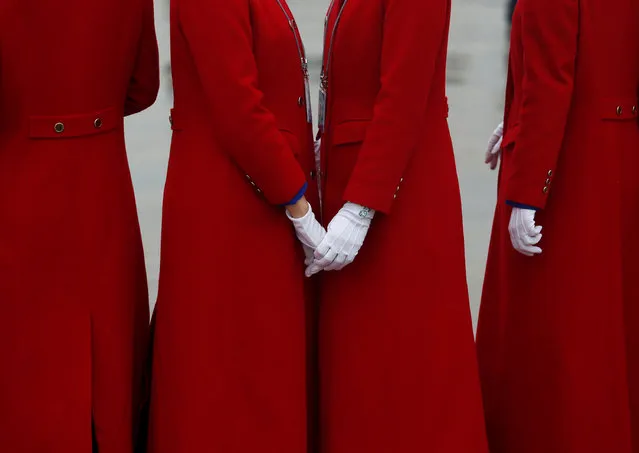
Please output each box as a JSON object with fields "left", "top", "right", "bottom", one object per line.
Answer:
{"left": 633, "top": 106, "right": 637, "bottom": 115}
{"left": 547, "top": 170, "right": 553, "bottom": 177}
{"left": 54, "top": 122, "right": 65, "bottom": 133}
{"left": 298, "top": 97, "right": 304, "bottom": 107}
{"left": 617, "top": 106, "right": 623, "bottom": 116}
{"left": 542, "top": 186, "right": 549, "bottom": 193}
{"left": 545, "top": 178, "right": 551, "bottom": 185}
{"left": 94, "top": 118, "right": 103, "bottom": 129}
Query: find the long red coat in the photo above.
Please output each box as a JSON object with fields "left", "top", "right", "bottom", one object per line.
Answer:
{"left": 0, "top": 1, "right": 159, "bottom": 452}
{"left": 147, "top": 0, "right": 317, "bottom": 452}
{"left": 316, "top": 1, "right": 488, "bottom": 452}
{"left": 477, "top": 1, "right": 639, "bottom": 452}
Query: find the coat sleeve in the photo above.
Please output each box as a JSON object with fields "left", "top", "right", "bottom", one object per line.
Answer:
{"left": 341, "top": 0, "right": 449, "bottom": 214}
{"left": 177, "top": 0, "right": 307, "bottom": 205}
{"left": 503, "top": 0, "right": 578, "bottom": 208}
{"left": 125, "top": 0, "right": 160, "bottom": 116}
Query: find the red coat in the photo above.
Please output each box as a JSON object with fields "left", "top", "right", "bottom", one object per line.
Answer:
{"left": 477, "top": 0, "right": 639, "bottom": 452}
{"left": 0, "top": 1, "right": 158, "bottom": 452}
{"left": 147, "top": 0, "right": 317, "bottom": 452}
{"left": 317, "top": 1, "right": 488, "bottom": 452}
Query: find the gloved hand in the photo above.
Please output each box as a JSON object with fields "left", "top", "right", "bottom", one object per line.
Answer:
{"left": 305, "top": 202, "right": 375, "bottom": 277}
{"left": 508, "top": 207, "right": 543, "bottom": 256}
{"left": 485, "top": 121, "right": 504, "bottom": 170}
{"left": 286, "top": 202, "right": 327, "bottom": 266}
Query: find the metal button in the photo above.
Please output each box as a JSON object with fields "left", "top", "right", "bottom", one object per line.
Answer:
{"left": 54, "top": 122, "right": 64, "bottom": 133}
{"left": 396, "top": 186, "right": 401, "bottom": 192}
{"left": 617, "top": 106, "right": 623, "bottom": 116}
{"left": 250, "top": 181, "right": 256, "bottom": 187}
{"left": 310, "top": 170, "right": 316, "bottom": 180}
{"left": 393, "top": 194, "right": 398, "bottom": 199}
{"left": 245, "top": 174, "right": 251, "bottom": 180}
{"left": 542, "top": 186, "right": 549, "bottom": 194}
{"left": 547, "top": 170, "right": 553, "bottom": 177}
{"left": 545, "top": 178, "right": 551, "bottom": 185}
{"left": 297, "top": 97, "right": 304, "bottom": 107}
{"left": 256, "top": 188, "right": 262, "bottom": 194}
{"left": 169, "top": 115, "right": 173, "bottom": 125}
{"left": 633, "top": 106, "right": 637, "bottom": 115}
{"left": 94, "top": 118, "right": 103, "bottom": 129}
{"left": 400, "top": 178, "right": 404, "bottom": 183}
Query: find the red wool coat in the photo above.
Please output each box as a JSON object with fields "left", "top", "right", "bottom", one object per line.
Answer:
{"left": 0, "top": 1, "right": 159, "bottom": 452}
{"left": 477, "top": 0, "right": 639, "bottom": 452}
{"left": 147, "top": 0, "right": 317, "bottom": 452}
{"left": 316, "top": 1, "right": 488, "bottom": 452}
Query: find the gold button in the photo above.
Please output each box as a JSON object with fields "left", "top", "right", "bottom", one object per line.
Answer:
{"left": 94, "top": 118, "right": 103, "bottom": 129}
{"left": 298, "top": 97, "right": 304, "bottom": 107}
{"left": 54, "top": 122, "right": 64, "bottom": 133}
{"left": 542, "top": 186, "right": 549, "bottom": 193}
{"left": 310, "top": 170, "right": 316, "bottom": 180}
{"left": 396, "top": 186, "right": 401, "bottom": 192}
{"left": 245, "top": 174, "right": 251, "bottom": 180}
{"left": 633, "top": 106, "right": 637, "bottom": 115}
{"left": 617, "top": 106, "right": 623, "bottom": 116}
{"left": 256, "top": 188, "right": 262, "bottom": 194}
{"left": 547, "top": 170, "right": 553, "bottom": 177}
{"left": 250, "top": 181, "right": 256, "bottom": 187}
{"left": 393, "top": 194, "right": 398, "bottom": 199}
{"left": 545, "top": 178, "right": 551, "bottom": 185}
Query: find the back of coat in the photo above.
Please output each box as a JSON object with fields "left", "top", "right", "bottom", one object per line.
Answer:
{"left": 0, "top": 1, "right": 159, "bottom": 452}
{"left": 478, "top": 1, "right": 639, "bottom": 452}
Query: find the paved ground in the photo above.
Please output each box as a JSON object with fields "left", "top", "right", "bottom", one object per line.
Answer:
{"left": 125, "top": 0, "right": 510, "bottom": 326}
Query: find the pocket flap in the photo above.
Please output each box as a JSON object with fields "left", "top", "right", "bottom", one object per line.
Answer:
{"left": 502, "top": 122, "right": 520, "bottom": 148}
{"left": 332, "top": 119, "right": 371, "bottom": 146}
{"left": 279, "top": 129, "right": 300, "bottom": 156}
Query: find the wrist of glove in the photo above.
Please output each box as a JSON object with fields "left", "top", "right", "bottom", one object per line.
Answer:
{"left": 508, "top": 207, "right": 543, "bottom": 256}
{"left": 305, "top": 202, "right": 375, "bottom": 277}
{"left": 287, "top": 202, "right": 327, "bottom": 265}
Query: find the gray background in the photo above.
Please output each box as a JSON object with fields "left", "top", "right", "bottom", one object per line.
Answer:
{"left": 124, "top": 0, "right": 509, "bottom": 326}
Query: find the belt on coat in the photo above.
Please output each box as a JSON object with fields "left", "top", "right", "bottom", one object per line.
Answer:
{"left": 596, "top": 97, "right": 639, "bottom": 120}
{"left": 29, "top": 107, "right": 121, "bottom": 139}
{"left": 566, "top": 96, "right": 638, "bottom": 120}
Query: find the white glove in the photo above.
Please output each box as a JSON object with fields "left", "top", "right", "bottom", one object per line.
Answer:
{"left": 508, "top": 207, "right": 543, "bottom": 256}
{"left": 485, "top": 121, "right": 504, "bottom": 170}
{"left": 305, "top": 202, "right": 375, "bottom": 277}
{"left": 286, "top": 202, "right": 327, "bottom": 266}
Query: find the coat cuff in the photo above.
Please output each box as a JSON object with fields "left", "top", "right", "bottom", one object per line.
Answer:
{"left": 506, "top": 200, "right": 540, "bottom": 211}
{"left": 282, "top": 182, "right": 308, "bottom": 206}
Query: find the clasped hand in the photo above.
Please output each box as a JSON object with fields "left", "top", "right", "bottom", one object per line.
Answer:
{"left": 287, "top": 200, "right": 374, "bottom": 277}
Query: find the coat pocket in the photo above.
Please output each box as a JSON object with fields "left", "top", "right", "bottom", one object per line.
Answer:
{"left": 29, "top": 107, "right": 121, "bottom": 139}
{"left": 502, "top": 122, "right": 520, "bottom": 148}
{"left": 279, "top": 129, "right": 301, "bottom": 156}
{"left": 332, "top": 119, "right": 372, "bottom": 146}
